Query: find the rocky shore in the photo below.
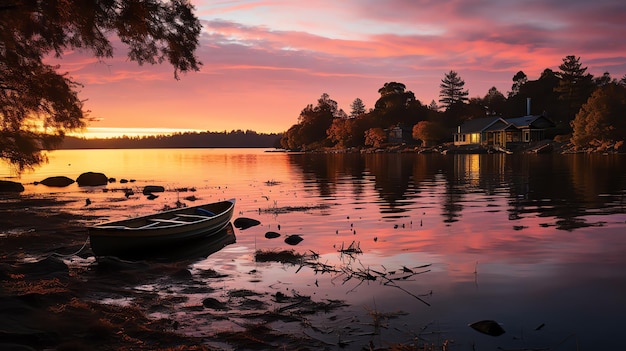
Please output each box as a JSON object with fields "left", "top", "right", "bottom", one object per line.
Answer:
{"left": 1, "top": 196, "right": 438, "bottom": 351}
{"left": 308, "top": 139, "right": 625, "bottom": 155}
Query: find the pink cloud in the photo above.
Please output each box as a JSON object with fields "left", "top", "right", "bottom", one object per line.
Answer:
{"left": 43, "top": 0, "right": 626, "bottom": 135}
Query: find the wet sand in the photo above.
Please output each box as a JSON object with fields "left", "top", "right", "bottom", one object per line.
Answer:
{"left": 1, "top": 195, "right": 401, "bottom": 351}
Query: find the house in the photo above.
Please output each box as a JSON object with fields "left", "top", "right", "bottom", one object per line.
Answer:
{"left": 386, "top": 124, "right": 414, "bottom": 144}
{"left": 453, "top": 115, "right": 555, "bottom": 147}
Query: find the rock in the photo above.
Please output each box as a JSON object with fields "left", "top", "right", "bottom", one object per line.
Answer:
{"left": 202, "top": 297, "right": 228, "bottom": 310}
{"left": 108, "top": 177, "right": 116, "bottom": 183}
{"left": 284, "top": 234, "right": 304, "bottom": 246}
{"left": 120, "top": 179, "right": 129, "bottom": 183}
{"left": 265, "top": 231, "right": 281, "bottom": 239}
{"left": 39, "top": 176, "right": 74, "bottom": 187}
{"left": 0, "top": 180, "right": 24, "bottom": 193}
{"left": 143, "top": 185, "right": 165, "bottom": 194}
{"left": 469, "top": 320, "right": 506, "bottom": 336}
{"left": 17, "top": 256, "right": 69, "bottom": 278}
{"left": 171, "top": 268, "right": 193, "bottom": 281}
{"left": 76, "top": 172, "right": 108, "bottom": 186}
{"left": 234, "top": 217, "right": 261, "bottom": 230}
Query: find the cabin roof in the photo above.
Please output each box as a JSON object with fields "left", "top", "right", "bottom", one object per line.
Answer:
{"left": 457, "top": 115, "right": 555, "bottom": 134}
{"left": 506, "top": 115, "right": 555, "bottom": 128}
{"left": 458, "top": 117, "right": 503, "bottom": 133}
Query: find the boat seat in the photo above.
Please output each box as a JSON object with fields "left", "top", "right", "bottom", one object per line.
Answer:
{"left": 178, "top": 214, "right": 211, "bottom": 219}
{"left": 135, "top": 222, "right": 162, "bottom": 229}
{"left": 147, "top": 218, "right": 189, "bottom": 224}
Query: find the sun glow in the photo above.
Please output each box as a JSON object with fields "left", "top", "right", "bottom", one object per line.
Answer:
{"left": 68, "top": 127, "right": 206, "bottom": 139}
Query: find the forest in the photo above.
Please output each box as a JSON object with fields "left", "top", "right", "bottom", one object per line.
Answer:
{"left": 280, "top": 56, "right": 626, "bottom": 151}
{"left": 58, "top": 130, "right": 282, "bottom": 149}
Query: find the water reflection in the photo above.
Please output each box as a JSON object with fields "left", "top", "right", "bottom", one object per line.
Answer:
{"left": 3, "top": 149, "right": 626, "bottom": 349}
{"left": 288, "top": 153, "right": 626, "bottom": 227}
{"left": 92, "top": 223, "right": 236, "bottom": 262}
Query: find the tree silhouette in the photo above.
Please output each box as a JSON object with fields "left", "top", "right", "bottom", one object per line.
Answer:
{"left": 571, "top": 83, "right": 626, "bottom": 148}
{"left": 439, "top": 70, "right": 469, "bottom": 110}
{"left": 1, "top": 0, "right": 202, "bottom": 170}
{"left": 554, "top": 55, "right": 594, "bottom": 121}
{"left": 350, "top": 98, "right": 366, "bottom": 118}
{"left": 509, "top": 71, "right": 528, "bottom": 97}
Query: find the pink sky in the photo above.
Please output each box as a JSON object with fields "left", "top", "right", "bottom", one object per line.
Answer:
{"left": 50, "top": 0, "right": 626, "bottom": 137}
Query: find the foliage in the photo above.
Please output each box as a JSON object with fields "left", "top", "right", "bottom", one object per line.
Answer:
{"left": 280, "top": 93, "right": 337, "bottom": 150}
{"left": 594, "top": 72, "right": 615, "bottom": 87}
{"left": 364, "top": 128, "right": 386, "bottom": 148}
{"left": 1, "top": 0, "right": 202, "bottom": 170}
{"left": 509, "top": 71, "right": 528, "bottom": 97}
{"left": 371, "top": 82, "right": 430, "bottom": 128}
{"left": 571, "top": 83, "right": 626, "bottom": 148}
{"left": 483, "top": 87, "right": 507, "bottom": 116}
{"left": 327, "top": 117, "right": 356, "bottom": 148}
{"left": 554, "top": 55, "right": 594, "bottom": 121}
{"left": 60, "top": 130, "right": 282, "bottom": 149}
{"left": 349, "top": 98, "right": 366, "bottom": 118}
{"left": 505, "top": 68, "right": 564, "bottom": 122}
{"left": 428, "top": 100, "right": 439, "bottom": 110}
{"left": 439, "top": 70, "right": 469, "bottom": 110}
{"left": 412, "top": 121, "right": 446, "bottom": 147}
{"left": 280, "top": 55, "right": 620, "bottom": 151}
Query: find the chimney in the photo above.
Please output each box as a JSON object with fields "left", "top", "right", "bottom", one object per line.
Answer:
{"left": 526, "top": 98, "right": 531, "bottom": 116}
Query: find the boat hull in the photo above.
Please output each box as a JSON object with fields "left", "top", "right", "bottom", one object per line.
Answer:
{"left": 89, "top": 199, "right": 236, "bottom": 257}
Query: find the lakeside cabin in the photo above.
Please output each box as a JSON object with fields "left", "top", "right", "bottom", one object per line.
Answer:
{"left": 453, "top": 115, "right": 555, "bottom": 148}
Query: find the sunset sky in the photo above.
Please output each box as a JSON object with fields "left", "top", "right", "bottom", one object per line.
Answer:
{"left": 51, "top": 0, "right": 626, "bottom": 138}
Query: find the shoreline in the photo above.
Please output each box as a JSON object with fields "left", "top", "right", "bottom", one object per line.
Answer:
{"left": 1, "top": 196, "right": 435, "bottom": 351}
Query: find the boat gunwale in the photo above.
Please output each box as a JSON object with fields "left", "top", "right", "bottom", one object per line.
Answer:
{"left": 88, "top": 198, "right": 236, "bottom": 236}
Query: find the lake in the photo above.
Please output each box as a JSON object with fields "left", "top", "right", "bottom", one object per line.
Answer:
{"left": 3, "top": 148, "right": 626, "bottom": 349}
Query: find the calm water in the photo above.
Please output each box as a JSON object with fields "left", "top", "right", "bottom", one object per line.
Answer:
{"left": 3, "top": 149, "right": 626, "bottom": 349}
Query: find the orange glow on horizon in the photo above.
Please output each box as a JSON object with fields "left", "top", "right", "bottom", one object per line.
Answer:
{"left": 68, "top": 127, "right": 207, "bottom": 139}
{"left": 41, "top": 1, "right": 625, "bottom": 134}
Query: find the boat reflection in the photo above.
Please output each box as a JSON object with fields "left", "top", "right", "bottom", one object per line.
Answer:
{"left": 93, "top": 222, "right": 236, "bottom": 262}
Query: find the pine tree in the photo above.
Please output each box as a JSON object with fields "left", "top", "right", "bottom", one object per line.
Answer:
{"left": 350, "top": 98, "right": 366, "bottom": 118}
{"left": 439, "top": 71, "right": 469, "bottom": 110}
{"left": 554, "top": 55, "right": 594, "bottom": 120}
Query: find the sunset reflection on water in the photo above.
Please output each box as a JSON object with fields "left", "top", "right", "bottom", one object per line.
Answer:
{"left": 3, "top": 149, "right": 625, "bottom": 349}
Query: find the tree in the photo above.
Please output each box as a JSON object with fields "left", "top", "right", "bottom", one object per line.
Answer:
{"left": 554, "top": 55, "right": 594, "bottom": 120}
{"left": 428, "top": 100, "right": 439, "bottom": 111}
{"left": 483, "top": 87, "right": 507, "bottom": 116}
{"left": 327, "top": 117, "right": 355, "bottom": 148}
{"left": 593, "top": 72, "right": 614, "bottom": 87}
{"left": 349, "top": 98, "right": 366, "bottom": 118}
{"left": 571, "top": 83, "right": 626, "bottom": 148}
{"left": 439, "top": 70, "right": 468, "bottom": 110}
{"left": 412, "top": 121, "right": 446, "bottom": 147}
{"left": 1, "top": 0, "right": 202, "bottom": 170}
{"left": 372, "top": 82, "right": 425, "bottom": 127}
{"left": 281, "top": 93, "right": 338, "bottom": 149}
{"left": 504, "top": 68, "right": 564, "bottom": 121}
{"left": 509, "top": 71, "right": 527, "bottom": 97}
{"left": 364, "top": 128, "right": 386, "bottom": 148}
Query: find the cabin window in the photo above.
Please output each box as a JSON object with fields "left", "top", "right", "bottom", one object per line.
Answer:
{"left": 524, "top": 131, "right": 530, "bottom": 142}
{"left": 469, "top": 133, "right": 478, "bottom": 144}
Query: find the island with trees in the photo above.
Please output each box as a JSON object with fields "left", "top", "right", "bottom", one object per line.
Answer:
{"left": 280, "top": 56, "right": 626, "bottom": 154}
{"left": 58, "top": 130, "right": 283, "bottom": 149}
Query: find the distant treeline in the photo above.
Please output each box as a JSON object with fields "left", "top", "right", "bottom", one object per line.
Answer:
{"left": 58, "top": 130, "right": 283, "bottom": 149}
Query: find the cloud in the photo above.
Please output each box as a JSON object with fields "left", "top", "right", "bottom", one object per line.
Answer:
{"left": 46, "top": 0, "right": 626, "bottom": 134}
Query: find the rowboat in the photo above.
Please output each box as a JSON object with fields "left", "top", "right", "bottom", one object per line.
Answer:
{"left": 89, "top": 198, "right": 236, "bottom": 257}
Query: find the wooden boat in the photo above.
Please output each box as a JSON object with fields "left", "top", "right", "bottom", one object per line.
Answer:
{"left": 89, "top": 198, "right": 236, "bottom": 257}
